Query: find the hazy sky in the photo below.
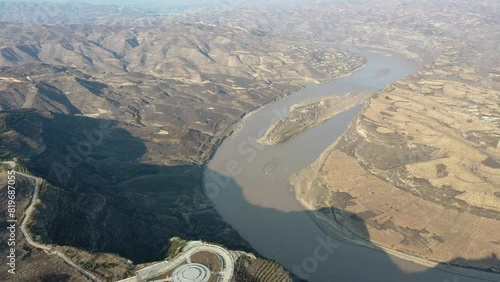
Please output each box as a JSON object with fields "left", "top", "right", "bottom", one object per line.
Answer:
{"left": 2, "top": 0, "right": 261, "bottom": 6}
{"left": 1, "top": 0, "right": 323, "bottom": 12}
{"left": 2, "top": 0, "right": 317, "bottom": 7}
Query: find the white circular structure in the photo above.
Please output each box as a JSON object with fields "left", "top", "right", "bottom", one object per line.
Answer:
{"left": 172, "top": 263, "right": 210, "bottom": 282}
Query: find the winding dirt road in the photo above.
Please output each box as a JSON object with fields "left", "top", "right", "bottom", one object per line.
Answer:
{"left": 3, "top": 162, "right": 101, "bottom": 282}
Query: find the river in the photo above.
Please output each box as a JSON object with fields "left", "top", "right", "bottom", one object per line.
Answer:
{"left": 204, "top": 46, "right": 493, "bottom": 282}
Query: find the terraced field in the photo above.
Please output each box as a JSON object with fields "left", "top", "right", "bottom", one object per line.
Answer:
{"left": 232, "top": 256, "right": 296, "bottom": 282}
{"left": 291, "top": 62, "right": 500, "bottom": 272}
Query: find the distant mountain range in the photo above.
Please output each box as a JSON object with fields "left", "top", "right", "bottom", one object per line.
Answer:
{"left": 0, "top": 0, "right": 319, "bottom": 24}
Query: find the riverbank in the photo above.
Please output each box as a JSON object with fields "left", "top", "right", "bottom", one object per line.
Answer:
{"left": 203, "top": 44, "right": 494, "bottom": 282}
{"left": 235, "top": 60, "right": 367, "bottom": 136}
{"left": 256, "top": 92, "right": 372, "bottom": 145}
{"left": 199, "top": 45, "right": 369, "bottom": 257}
{"left": 292, "top": 188, "right": 500, "bottom": 281}
{"left": 288, "top": 104, "right": 500, "bottom": 282}
{"left": 204, "top": 55, "right": 368, "bottom": 167}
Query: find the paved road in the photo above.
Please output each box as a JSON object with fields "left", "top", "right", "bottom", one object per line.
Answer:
{"left": 134, "top": 241, "right": 234, "bottom": 282}
{"left": 3, "top": 162, "right": 102, "bottom": 282}
{"left": 5, "top": 163, "right": 235, "bottom": 282}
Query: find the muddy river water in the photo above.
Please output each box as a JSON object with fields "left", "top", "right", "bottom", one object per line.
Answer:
{"left": 204, "top": 46, "right": 493, "bottom": 282}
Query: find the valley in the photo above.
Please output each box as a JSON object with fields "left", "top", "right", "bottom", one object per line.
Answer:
{"left": 0, "top": 2, "right": 364, "bottom": 281}
{"left": 0, "top": 0, "right": 499, "bottom": 281}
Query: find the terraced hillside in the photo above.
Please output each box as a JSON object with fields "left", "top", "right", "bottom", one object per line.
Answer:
{"left": 0, "top": 0, "right": 498, "bottom": 281}
{"left": 291, "top": 30, "right": 500, "bottom": 275}
{"left": 0, "top": 170, "right": 89, "bottom": 282}
{"left": 0, "top": 22, "right": 364, "bottom": 164}
{"left": 232, "top": 255, "right": 298, "bottom": 282}
{"left": 0, "top": 9, "right": 364, "bottom": 272}
{"left": 0, "top": 110, "right": 249, "bottom": 265}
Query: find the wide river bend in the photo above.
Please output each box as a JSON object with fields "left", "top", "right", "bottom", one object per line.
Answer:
{"left": 204, "top": 46, "right": 493, "bottom": 282}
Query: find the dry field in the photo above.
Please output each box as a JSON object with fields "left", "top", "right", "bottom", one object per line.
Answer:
{"left": 292, "top": 64, "right": 500, "bottom": 271}
{"left": 190, "top": 251, "right": 223, "bottom": 272}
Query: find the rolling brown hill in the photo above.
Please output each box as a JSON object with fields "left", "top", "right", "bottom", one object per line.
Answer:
{"left": 1, "top": 0, "right": 498, "bottom": 281}
{"left": 0, "top": 3, "right": 364, "bottom": 280}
